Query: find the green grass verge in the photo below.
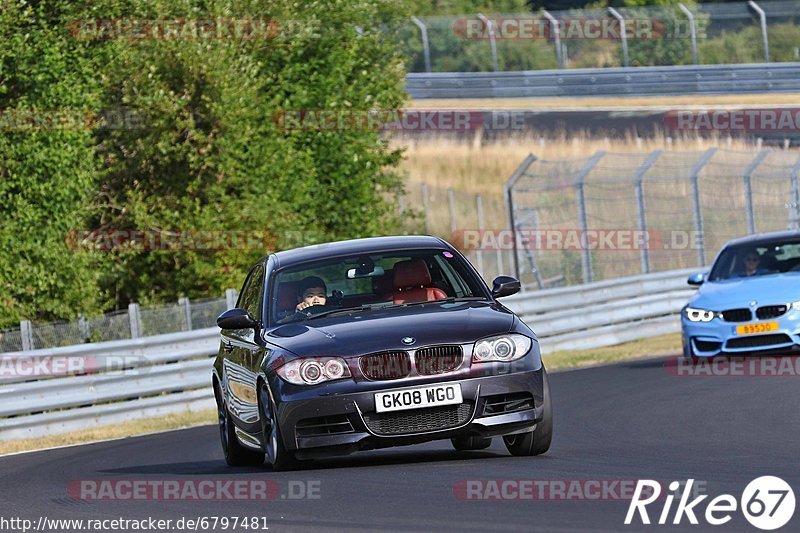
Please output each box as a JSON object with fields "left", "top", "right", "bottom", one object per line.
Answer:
{"left": 544, "top": 333, "right": 681, "bottom": 371}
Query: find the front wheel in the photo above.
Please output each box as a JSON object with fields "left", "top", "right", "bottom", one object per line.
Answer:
{"left": 216, "top": 384, "right": 264, "bottom": 467}
{"left": 258, "top": 381, "right": 300, "bottom": 471}
{"left": 503, "top": 367, "right": 552, "bottom": 456}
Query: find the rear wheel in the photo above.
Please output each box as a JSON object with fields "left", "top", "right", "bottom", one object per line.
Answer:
{"left": 258, "top": 381, "right": 300, "bottom": 471}
{"left": 215, "top": 384, "right": 264, "bottom": 467}
{"left": 451, "top": 436, "right": 492, "bottom": 451}
{"left": 503, "top": 367, "right": 552, "bottom": 457}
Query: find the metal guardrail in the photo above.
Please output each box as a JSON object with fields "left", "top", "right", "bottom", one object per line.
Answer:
{"left": 0, "top": 268, "right": 699, "bottom": 441}
{"left": 406, "top": 63, "right": 800, "bottom": 99}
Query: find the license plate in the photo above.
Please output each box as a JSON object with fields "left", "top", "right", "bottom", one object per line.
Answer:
{"left": 736, "top": 321, "right": 779, "bottom": 336}
{"left": 374, "top": 384, "right": 463, "bottom": 413}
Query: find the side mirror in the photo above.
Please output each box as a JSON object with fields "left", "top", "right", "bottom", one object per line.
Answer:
{"left": 687, "top": 272, "right": 706, "bottom": 286}
{"left": 217, "top": 308, "right": 258, "bottom": 330}
{"left": 491, "top": 276, "right": 521, "bottom": 298}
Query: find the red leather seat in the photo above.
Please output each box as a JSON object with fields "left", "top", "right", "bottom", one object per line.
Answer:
{"left": 392, "top": 259, "right": 447, "bottom": 304}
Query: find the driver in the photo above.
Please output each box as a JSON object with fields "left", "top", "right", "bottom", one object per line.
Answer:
{"left": 295, "top": 276, "right": 327, "bottom": 312}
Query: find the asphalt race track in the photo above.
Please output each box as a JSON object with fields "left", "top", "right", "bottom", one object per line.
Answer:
{"left": 2, "top": 356, "right": 799, "bottom": 532}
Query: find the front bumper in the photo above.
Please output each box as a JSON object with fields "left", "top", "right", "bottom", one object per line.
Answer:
{"left": 681, "top": 310, "right": 800, "bottom": 357}
{"left": 272, "top": 368, "right": 545, "bottom": 459}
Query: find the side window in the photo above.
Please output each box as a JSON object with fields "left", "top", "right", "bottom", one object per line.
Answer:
{"left": 239, "top": 265, "right": 265, "bottom": 320}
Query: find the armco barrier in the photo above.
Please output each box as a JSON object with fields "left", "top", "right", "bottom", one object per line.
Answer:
{"left": 0, "top": 268, "right": 700, "bottom": 441}
{"left": 406, "top": 63, "right": 800, "bottom": 99}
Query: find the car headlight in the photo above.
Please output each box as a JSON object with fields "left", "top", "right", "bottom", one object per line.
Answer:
{"left": 275, "top": 357, "right": 352, "bottom": 385}
{"left": 472, "top": 334, "right": 532, "bottom": 363}
{"left": 685, "top": 307, "right": 717, "bottom": 322}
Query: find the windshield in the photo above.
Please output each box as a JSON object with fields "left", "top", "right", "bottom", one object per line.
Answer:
{"left": 269, "top": 249, "right": 487, "bottom": 324}
{"left": 708, "top": 240, "right": 800, "bottom": 281}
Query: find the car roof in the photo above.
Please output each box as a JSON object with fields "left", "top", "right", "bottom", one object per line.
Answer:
{"left": 268, "top": 235, "right": 451, "bottom": 269}
{"left": 722, "top": 229, "right": 800, "bottom": 249}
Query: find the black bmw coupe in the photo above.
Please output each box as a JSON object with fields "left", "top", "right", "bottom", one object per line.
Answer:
{"left": 213, "top": 235, "right": 551, "bottom": 470}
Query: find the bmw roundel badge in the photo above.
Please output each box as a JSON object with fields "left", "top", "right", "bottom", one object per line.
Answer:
{"left": 401, "top": 337, "right": 415, "bottom": 345}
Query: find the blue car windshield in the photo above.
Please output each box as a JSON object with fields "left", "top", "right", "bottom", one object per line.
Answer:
{"left": 270, "top": 249, "right": 488, "bottom": 324}
{"left": 709, "top": 240, "right": 800, "bottom": 281}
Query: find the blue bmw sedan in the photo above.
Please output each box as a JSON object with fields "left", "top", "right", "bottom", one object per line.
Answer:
{"left": 682, "top": 230, "right": 800, "bottom": 358}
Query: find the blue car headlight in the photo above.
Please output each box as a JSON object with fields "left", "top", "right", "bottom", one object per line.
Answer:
{"left": 685, "top": 307, "right": 717, "bottom": 322}
{"left": 473, "top": 334, "right": 532, "bottom": 363}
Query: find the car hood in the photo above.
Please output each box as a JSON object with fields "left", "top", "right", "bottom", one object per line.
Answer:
{"left": 265, "top": 301, "right": 515, "bottom": 358}
{"left": 690, "top": 273, "right": 800, "bottom": 309}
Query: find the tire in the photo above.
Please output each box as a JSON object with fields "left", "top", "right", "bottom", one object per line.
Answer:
{"left": 503, "top": 366, "right": 552, "bottom": 457}
{"left": 215, "top": 384, "right": 264, "bottom": 467}
{"left": 258, "top": 381, "right": 301, "bottom": 472}
{"left": 451, "top": 436, "right": 492, "bottom": 451}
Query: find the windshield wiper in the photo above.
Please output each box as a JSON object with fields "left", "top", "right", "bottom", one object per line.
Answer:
{"left": 304, "top": 305, "right": 377, "bottom": 320}
{"left": 386, "top": 296, "right": 487, "bottom": 309}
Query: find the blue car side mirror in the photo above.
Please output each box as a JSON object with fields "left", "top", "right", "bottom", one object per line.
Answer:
{"left": 687, "top": 272, "right": 706, "bottom": 286}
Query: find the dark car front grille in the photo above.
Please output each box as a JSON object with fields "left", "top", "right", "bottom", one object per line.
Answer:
{"left": 721, "top": 308, "right": 752, "bottom": 322}
{"left": 726, "top": 334, "right": 793, "bottom": 349}
{"left": 482, "top": 392, "right": 535, "bottom": 416}
{"left": 756, "top": 305, "right": 788, "bottom": 319}
{"left": 295, "top": 415, "right": 354, "bottom": 438}
{"left": 415, "top": 345, "right": 463, "bottom": 375}
{"left": 362, "top": 402, "right": 473, "bottom": 435}
{"left": 359, "top": 351, "right": 411, "bottom": 380}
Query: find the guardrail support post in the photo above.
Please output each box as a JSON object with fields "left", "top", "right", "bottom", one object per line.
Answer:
{"left": 633, "top": 150, "right": 662, "bottom": 274}
{"left": 678, "top": 3, "right": 698, "bottom": 65}
{"left": 543, "top": 10, "right": 563, "bottom": 68}
{"left": 743, "top": 150, "right": 770, "bottom": 234}
{"left": 475, "top": 193, "right": 485, "bottom": 276}
{"left": 790, "top": 156, "right": 800, "bottom": 230}
{"left": 505, "top": 154, "right": 538, "bottom": 284}
{"left": 225, "top": 289, "right": 238, "bottom": 310}
{"left": 20, "top": 320, "right": 33, "bottom": 351}
{"left": 411, "top": 16, "right": 432, "bottom": 73}
{"left": 608, "top": 7, "right": 629, "bottom": 68}
{"left": 748, "top": 1, "right": 770, "bottom": 63}
{"left": 128, "top": 303, "right": 142, "bottom": 339}
{"left": 689, "top": 148, "right": 718, "bottom": 267}
{"left": 575, "top": 151, "right": 606, "bottom": 284}
{"left": 179, "top": 297, "right": 192, "bottom": 331}
{"left": 477, "top": 13, "right": 499, "bottom": 71}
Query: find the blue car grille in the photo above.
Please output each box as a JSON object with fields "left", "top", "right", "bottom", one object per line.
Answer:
{"left": 726, "top": 334, "right": 793, "bottom": 349}
{"left": 756, "top": 305, "right": 788, "bottom": 319}
{"left": 720, "top": 308, "right": 752, "bottom": 322}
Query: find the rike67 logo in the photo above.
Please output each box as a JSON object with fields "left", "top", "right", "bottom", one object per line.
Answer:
{"left": 625, "top": 477, "right": 795, "bottom": 530}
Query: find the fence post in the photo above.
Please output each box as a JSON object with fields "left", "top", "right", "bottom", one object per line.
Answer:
{"left": 790, "top": 156, "right": 800, "bottom": 230}
{"left": 225, "top": 289, "right": 238, "bottom": 309}
{"left": 448, "top": 188, "right": 457, "bottom": 236}
{"left": 78, "top": 315, "right": 90, "bottom": 341}
{"left": 128, "top": 303, "right": 142, "bottom": 339}
{"left": 421, "top": 183, "right": 430, "bottom": 233}
{"left": 678, "top": 3, "right": 698, "bottom": 65}
{"left": 477, "top": 13, "right": 499, "bottom": 71}
{"left": 410, "top": 16, "right": 432, "bottom": 73}
{"left": 504, "top": 154, "right": 538, "bottom": 283}
{"left": 743, "top": 150, "right": 770, "bottom": 234}
{"left": 575, "top": 151, "right": 606, "bottom": 284}
{"left": 20, "top": 320, "right": 33, "bottom": 351}
{"left": 179, "top": 297, "right": 192, "bottom": 331}
{"left": 633, "top": 150, "right": 662, "bottom": 274}
{"left": 543, "top": 10, "right": 563, "bottom": 68}
{"left": 608, "top": 7, "right": 629, "bottom": 67}
{"left": 689, "top": 148, "right": 718, "bottom": 267}
{"left": 748, "top": 1, "right": 770, "bottom": 63}
{"left": 475, "top": 193, "right": 485, "bottom": 276}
